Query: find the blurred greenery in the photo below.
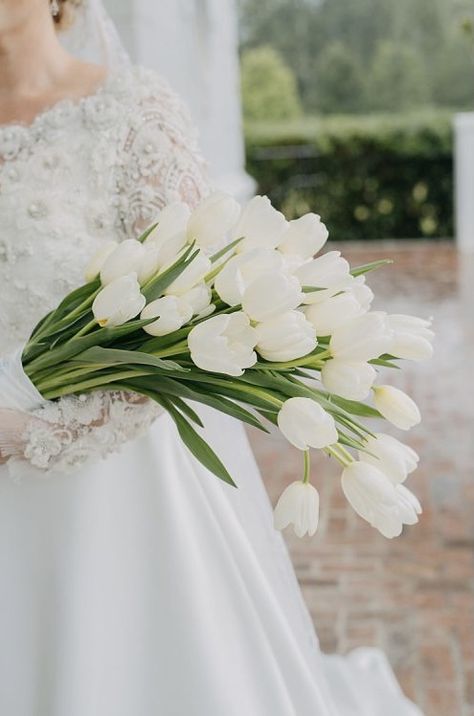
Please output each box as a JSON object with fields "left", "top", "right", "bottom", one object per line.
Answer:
{"left": 241, "top": 46, "right": 303, "bottom": 120}
{"left": 239, "top": 0, "right": 474, "bottom": 115}
{"left": 245, "top": 111, "right": 453, "bottom": 240}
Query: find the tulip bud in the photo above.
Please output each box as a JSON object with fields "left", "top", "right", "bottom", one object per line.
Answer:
{"left": 386, "top": 314, "right": 434, "bottom": 362}
{"left": 321, "top": 359, "right": 377, "bottom": 401}
{"left": 100, "top": 240, "right": 145, "bottom": 286}
{"left": 255, "top": 310, "right": 317, "bottom": 362}
{"left": 305, "top": 292, "right": 366, "bottom": 337}
{"left": 84, "top": 241, "right": 119, "bottom": 282}
{"left": 295, "top": 251, "right": 353, "bottom": 305}
{"left": 187, "top": 192, "right": 241, "bottom": 250}
{"left": 232, "top": 196, "right": 288, "bottom": 253}
{"left": 92, "top": 273, "right": 146, "bottom": 327}
{"left": 178, "top": 283, "right": 212, "bottom": 316}
{"left": 277, "top": 397, "right": 338, "bottom": 450}
{"left": 329, "top": 311, "right": 392, "bottom": 362}
{"left": 341, "top": 461, "right": 421, "bottom": 538}
{"left": 165, "top": 252, "right": 211, "bottom": 296}
{"left": 141, "top": 295, "right": 193, "bottom": 337}
{"left": 373, "top": 386, "right": 421, "bottom": 430}
{"left": 144, "top": 202, "right": 190, "bottom": 268}
{"left": 214, "top": 248, "right": 284, "bottom": 306}
{"left": 273, "top": 481, "right": 320, "bottom": 538}
{"left": 278, "top": 213, "right": 328, "bottom": 261}
{"left": 188, "top": 312, "right": 257, "bottom": 376}
{"left": 242, "top": 272, "right": 303, "bottom": 323}
{"left": 358, "top": 433, "right": 419, "bottom": 485}
{"left": 137, "top": 243, "right": 162, "bottom": 284}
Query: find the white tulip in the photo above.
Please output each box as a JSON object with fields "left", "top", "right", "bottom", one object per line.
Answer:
{"left": 179, "top": 283, "right": 212, "bottom": 316}
{"left": 165, "top": 252, "right": 211, "bottom": 296}
{"left": 341, "top": 462, "right": 421, "bottom": 538}
{"left": 295, "top": 251, "right": 354, "bottom": 304}
{"left": 145, "top": 202, "right": 190, "bottom": 267}
{"left": 359, "top": 433, "right": 419, "bottom": 484}
{"left": 137, "top": 242, "right": 163, "bottom": 284}
{"left": 273, "top": 481, "right": 320, "bottom": 538}
{"left": 188, "top": 311, "right": 257, "bottom": 376}
{"left": 305, "top": 292, "right": 366, "bottom": 337}
{"left": 386, "top": 314, "right": 434, "bottom": 361}
{"left": 278, "top": 213, "right": 328, "bottom": 261}
{"left": 242, "top": 272, "right": 303, "bottom": 322}
{"left": 255, "top": 310, "right": 317, "bottom": 362}
{"left": 321, "top": 359, "right": 377, "bottom": 400}
{"left": 277, "top": 397, "right": 338, "bottom": 450}
{"left": 187, "top": 192, "right": 241, "bottom": 250}
{"left": 329, "top": 311, "right": 392, "bottom": 362}
{"left": 100, "top": 240, "right": 145, "bottom": 285}
{"left": 141, "top": 296, "right": 193, "bottom": 337}
{"left": 373, "top": 385, "right": 421, "bottom": 430}
{"left": 233, "top": 195, "right": 288, "bottom": 253}
{"left": 351, "top": 279, "right": 374, "bottom": 312}
{"left": 92, "top": 273, "right": 146, "bottom": 327}
{"left": 214, "top": 248, "right": 284, "bottom": 306}
{"left": 84, "top": 241, "right": 119, "bottom": 282}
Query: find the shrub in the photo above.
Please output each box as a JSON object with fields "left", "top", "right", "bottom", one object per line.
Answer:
{"left": 245, "top": 111, "right": 453, "bottom": 240}
{"left": 240, "top": 46, "right": 303, "bottom": 121}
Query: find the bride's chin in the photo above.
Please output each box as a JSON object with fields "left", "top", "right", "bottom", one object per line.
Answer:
{"left": 0, "top": 0, "right": 47, "bottom": 35}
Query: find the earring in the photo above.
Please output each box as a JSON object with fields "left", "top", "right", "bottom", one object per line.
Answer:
{"left": 50, "top": 0, "right": 60, "bottom": 17}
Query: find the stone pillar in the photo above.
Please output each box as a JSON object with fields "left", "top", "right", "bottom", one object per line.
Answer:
{"left": 454, "top": 113, "right": 474, "bottom": 253}
{"left": 104, "top": 0, "right": 255, "bottom": 201}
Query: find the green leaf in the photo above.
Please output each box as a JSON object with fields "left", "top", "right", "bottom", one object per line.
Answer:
{"left": 71, "top": 346, "right": 187, "bottom": 372}
{"left": 350, "top": 259, "right": 392, "bottom": 278}
{"left": 328, "top": 395, "right": 382, "bottom": 418}
{"left": 142, "top": 244, "right": 199, "bottom": 303}
{"left": 161, "top": 398, "right": 237, "bottom": 487}
{"left": 210, "top": 237, "right": 244, "bottom": 263}
{"left": 137, "top": 222, "right": 158, "bottom": 244}
{"left": 301, "top": 285, "right": 326, "bottom": 293}
{"left": 169, "top": 397, "right": 204, "bottom": 428}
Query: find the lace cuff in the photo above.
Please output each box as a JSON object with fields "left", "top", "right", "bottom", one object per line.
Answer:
{"left": 8, "top": 391, "right": 162, "bottom": 480}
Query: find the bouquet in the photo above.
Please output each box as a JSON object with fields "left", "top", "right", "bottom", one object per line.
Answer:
{"left": 20, "top": 193, "right": 434, "bottom": 539}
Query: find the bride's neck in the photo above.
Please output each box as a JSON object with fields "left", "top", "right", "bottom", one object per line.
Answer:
{"left": 0, "top": 13, "right": 72, "bottom": 96}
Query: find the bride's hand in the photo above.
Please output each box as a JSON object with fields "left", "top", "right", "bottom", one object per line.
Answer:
{"left": 0, "top": 408, "right": 32, "bottom": 464}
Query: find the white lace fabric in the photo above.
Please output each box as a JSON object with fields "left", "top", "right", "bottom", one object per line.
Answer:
{"left": 0, "top": 65, "right": 210, "bottom": 477}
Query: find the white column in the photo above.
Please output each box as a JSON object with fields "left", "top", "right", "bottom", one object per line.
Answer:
{"left": 104, "top": 0, "right": 255, "bottom": 201}
{"left": 454, "top": 113, "right": 474, "bottom": 253}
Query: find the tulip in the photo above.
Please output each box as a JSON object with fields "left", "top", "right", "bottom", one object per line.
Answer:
{"left": 255, "top": 311, "right": 317, "bottom": 362}
{"left": 305, "top": 292, "right": 367, "bottom": 337}
{"left": 137, "top": 242, "right": 163, "bottom": 284}
{"left": 277, "top": 397, "right": 338, "bottom": 450}
{"left": 386, "top": 314, "right": 434, "bottom": 362}
{"left": 358, "top": 433, "right": 419, "bottom": 485}
{"left": 329, "top": 311, "right": 392, "bottom": 362}
{"left": 214, "top": 248, "right": 284, "bottom": 306}
{"left": 295, "top": 251, "right": 354, "bottom": 305}
{"left": 179, "top": 283, "right": 212, "bottom": 316}
{"left": 188, "top": 312, "right": 257, "bottom": 376}
{"left": 341, "top": 461, "right": 421, "bottom": 538}
{"left": 165, "top": 252, "right": 211, "bottom": 296}
{"left": 187, "top": 192, "right": 241, "bottom": 250}
{"left": 92, "top": 273, "right": 146, "bottom": 327}
{"left": 273, "top": 481, "right": 320, "bottom": 538}
{"left": 144, "top": 202, "right": 190, "bottom": 268}
{"left": 141, "top": 296, "right": 193, "bottom": 337}
{"left": 321, "top": 359, "right": 377, "bottom": 401}
{"left": 373, "top": 385, "right": 421, "bottom": 430}
{"left": 242, "top": 272, "right": 303, "bottom": 323}
{"left": 100, "top": 240, "right": 145, "bottom": 285}
{"left": 84, "top": 241, "right": 119, "bottom": 282}
{"left": 233, "top": 195, "right": 288, "bottom": 253}
{"left": 278, "top": 213, "right": 328, "bottom": 261}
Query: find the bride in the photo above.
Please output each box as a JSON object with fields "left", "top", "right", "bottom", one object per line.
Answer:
{"left": 0, "top": 1, "right": 422, "bottom": 714}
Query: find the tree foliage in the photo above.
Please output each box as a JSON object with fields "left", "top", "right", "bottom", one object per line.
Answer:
{"left": 241, "top": 46, "right": 303, "bottom": 120}
{"left": 238, "top": 0, "right": 474, "bottom": 114}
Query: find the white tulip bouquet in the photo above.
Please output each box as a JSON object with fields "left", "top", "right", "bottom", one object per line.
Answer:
{"left": 21, "top": 193, "right": 434, "bottom": 539}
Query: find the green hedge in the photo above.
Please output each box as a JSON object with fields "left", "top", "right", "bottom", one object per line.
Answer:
{"left": 245, "top": 112, "right": 454, "bottom": 240}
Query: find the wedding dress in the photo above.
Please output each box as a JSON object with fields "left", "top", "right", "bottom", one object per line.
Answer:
{"left": 0, "top": 3, "right": 422, "bottom": 714}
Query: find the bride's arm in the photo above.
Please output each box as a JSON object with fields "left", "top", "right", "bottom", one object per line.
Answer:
{"left": 1, "top": 74, "right": 210, "bottom": 478}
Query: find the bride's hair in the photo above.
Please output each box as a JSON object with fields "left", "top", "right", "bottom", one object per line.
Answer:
{"left": 52, "top": 0, "right": 83, "bottom": 29}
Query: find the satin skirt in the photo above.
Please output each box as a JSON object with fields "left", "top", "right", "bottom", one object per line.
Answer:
{"left": 0, "top": 408, "right": 422, "bottom": 715}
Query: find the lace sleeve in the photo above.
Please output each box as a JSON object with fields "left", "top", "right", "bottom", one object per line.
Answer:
{"left": 11, "top": 69, "right": 211, "bottom": 479}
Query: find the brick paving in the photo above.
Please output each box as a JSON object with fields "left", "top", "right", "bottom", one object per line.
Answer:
{"left": 247, "top": 242, "right": 474, "bottom": 716}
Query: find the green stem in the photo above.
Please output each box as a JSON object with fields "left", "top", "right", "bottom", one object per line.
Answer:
{"left": 251, "top": 349, "right": 332, "bottom": 371}
{"left": 303, "top": 450, "right": 311, "bottom": 484}
{"left": 325, "top": 444, "right": 353, "bottom": 467}
{"left": 153, "top": 340, "right": 189, "bottom": 358}
{"left": 74, "top": 319, "right": 98, "bottom": 338}
{"left": 40, "top": 369, "right": 155, "bottom": 400}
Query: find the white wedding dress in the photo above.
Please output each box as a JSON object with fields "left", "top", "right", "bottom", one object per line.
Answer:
{"left": 0, "top": 11, "right": 422, "bottom": 716}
